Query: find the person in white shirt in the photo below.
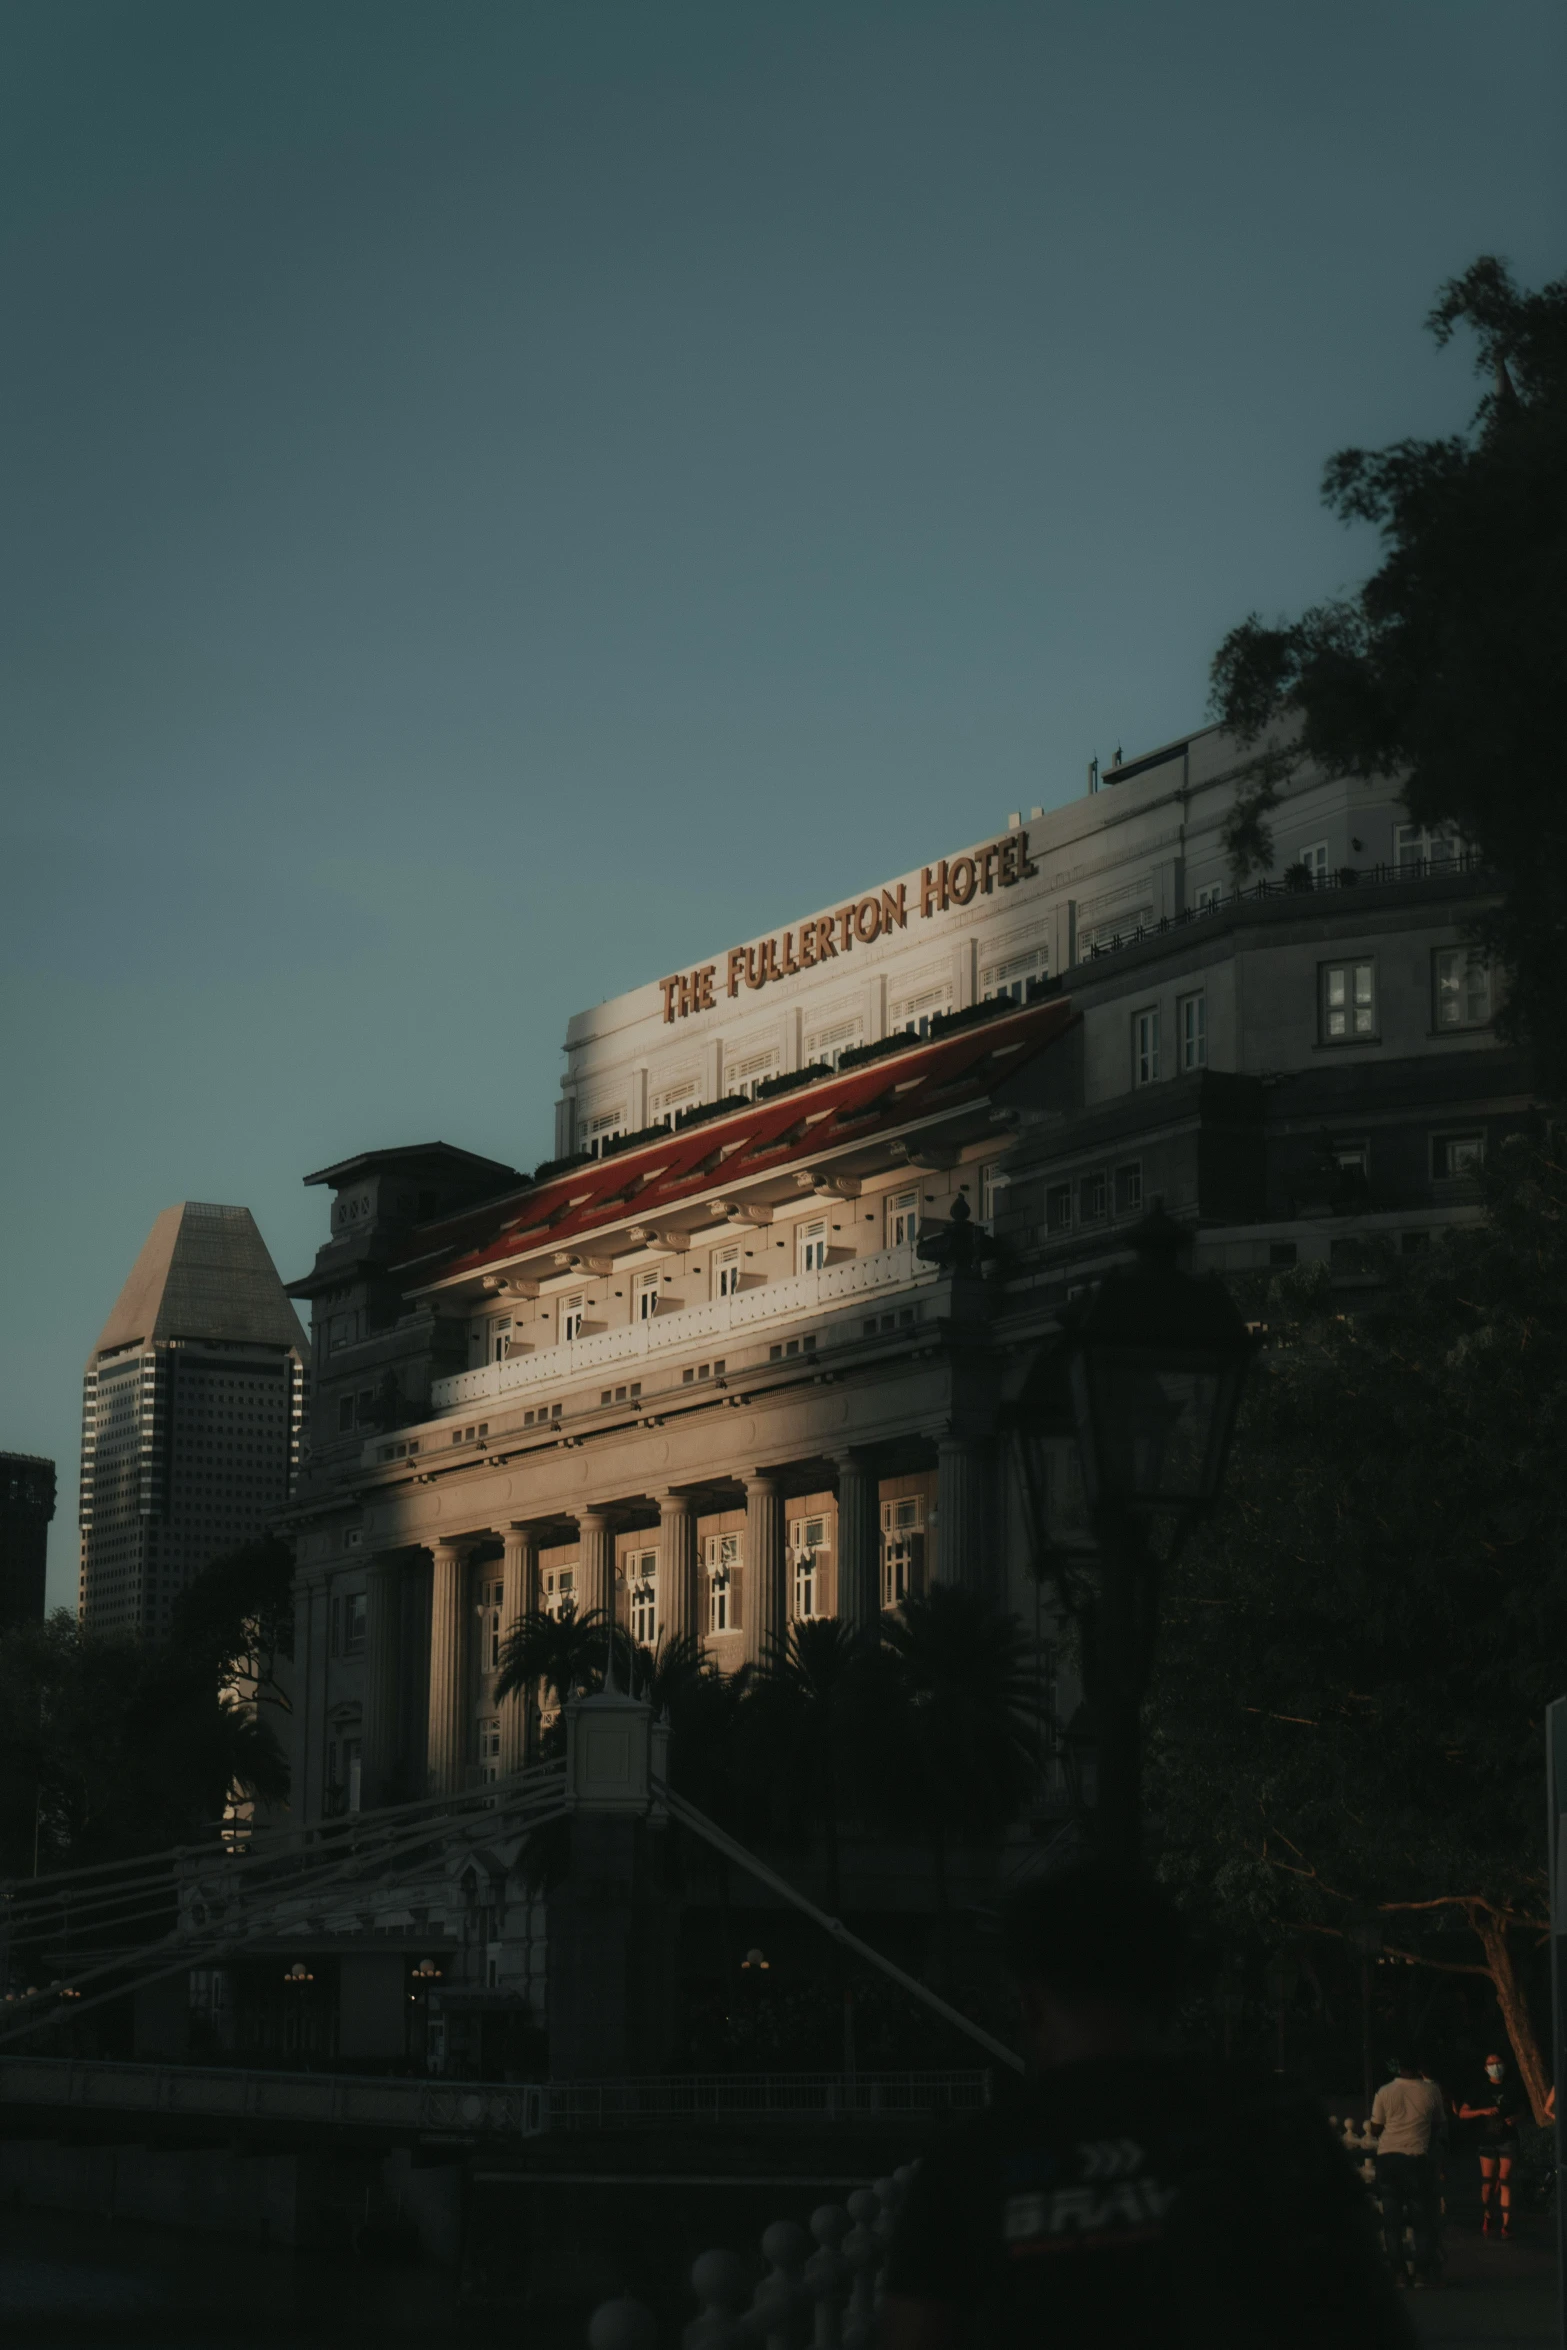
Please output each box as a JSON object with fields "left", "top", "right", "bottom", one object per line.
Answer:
{"left": 1370, "top": 2056, "right": 1446, "bottom": 2285}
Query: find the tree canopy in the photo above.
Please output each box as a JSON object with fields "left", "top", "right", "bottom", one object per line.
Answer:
{"left": 0, "top": 1539, "right": 294, "bottom": 1879}
{"left": 1148, "top": 1128, "right": 1567, "bottom": 2113}
{"left": 1208, "top": 258, "right": 1567, "bottom": 1083}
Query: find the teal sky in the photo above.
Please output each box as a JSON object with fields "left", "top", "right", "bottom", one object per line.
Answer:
{"left": 3, "top": 0, "right": 1561, "bottom": 1606}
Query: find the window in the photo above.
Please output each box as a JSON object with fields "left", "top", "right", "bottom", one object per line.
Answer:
{"left": 980, "top": 943, "right": 1048, "bottom": 1003}
{"left": 1298, "top": 841, "right": 1329, "bottom": 880}
{"left": 881, "top": 1497, "right": 924, "bottom": 1606}
{"left": 1045, "top": 1183, "right": 1072, "bottom": 1235}
{"left": 1078, "top": 1171, "right": 1107, "bottom": 1224}
{"left": 1330, "top": 1141, "right": 1370, "bottom": 1197}
{"left": 888, "top": 1188, "right": 920, "bottom": 1248}
{"left": 560, "top": 1293, "right": 586, "bottom": 1342}
{"left": 1433, "top": 947, "right": 1490, "bottom": 1030}
{"left": 491, "top": 1319, "right": 512, "bottom": 1362}
{"left": 705, "top": 1533, "right": 740, "bottom": 1635}
{"left": 479, "top": 1576, "right": 504, "bottom": 1671}
{"left": 798, "top": 1219, "right": 828, "bottom": 1273}
{"left": 805, "top": 1015, "right": 864, "bottom": 1068}
{"left": 1194, "top": 882, "right": 1224, "bottom": 913}
{"left": 1320, "top": 961, "right": 1376, "bottom": 1042}
{"left": 633, "top": 1272, "right": 661, "bottom": 1323}
{"left": 1114, "top": 1162, "right": 1143, "bottom": 1216}
{"left": 789, "top": 1514, "right": 829, "bottom": 1621}
{"left": 1433, "top": 1132, "right": 1486, "bottom": 1180}
{"left": 1178, "top": 992, "right": 1207, "bottom": 1071}
{"left": 1133, "top": 1007, "right": 1160, "bottom": 1085}
{"left": 337, "top": 1395, "right": 355, "bottom": 1433}
{"left": 327, "top": 1735, "right": 362, "bottom": 1815}
{"left": 979, "top": 1162, "right": 1005, "bottom": 1227}
{"left": 544, "top": 1565, "right": 576, "bottom": 1620}
{"left": 331, "top": 1591, "right": 367, "bottom": 1659}
{"left": 1395, "top": 822, "right": 1460, "bottom": 871}
{"left": 714, "top": 1247, "right": 742, "bottom": 1299}
{"left": 625, "top": 1549, "right": 658, "bottom": 1646}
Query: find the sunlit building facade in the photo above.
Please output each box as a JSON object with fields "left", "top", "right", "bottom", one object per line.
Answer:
{"left": 271, "top": 722, "right": 1528, "bottom": 2061}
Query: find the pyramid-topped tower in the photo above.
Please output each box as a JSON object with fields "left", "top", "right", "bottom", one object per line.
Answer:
{"left": 81, "top": 1204, "right": 307, "bottom": 1637}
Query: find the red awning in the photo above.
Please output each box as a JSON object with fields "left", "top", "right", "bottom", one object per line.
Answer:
{"left": 397, "top": 996, "right": 1075, "bottom": 1283}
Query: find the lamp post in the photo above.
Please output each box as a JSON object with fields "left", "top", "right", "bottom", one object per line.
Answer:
{"left": 1344, "top": 1915, "right": 1385, "bottom": 2120}
{"left": 1012, "top": 1203, "right": 1254, "bottom": 1868}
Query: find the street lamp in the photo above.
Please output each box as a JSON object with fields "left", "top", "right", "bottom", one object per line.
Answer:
{"left": 1344, "top": 1914, "right": 1386, "bottom": 2120}
{"left": 1012, "top": 1202, "right": 1255, "bottom": 1866}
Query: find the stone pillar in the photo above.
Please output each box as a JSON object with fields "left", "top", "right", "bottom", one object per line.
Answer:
{"left": 426, "top": 1539, "right": 471, "bottom": 1795}
{"left": 499, "top": 1527, "right": 536, "bottom": 1773}
{"left": 936, "top": 1436, "right": 989, "bottom": 1593}
{"left": 657, "top": 1492, "right": 698, "bottom": 1647}
{"left": 833, "top": 1452, "right": 882, "bottom": 1628}
{"left": 361, "top": 1553, "right": 403, "bottom": 1808}
{"left": 743, "top": 1473, "right": 788, "bottom": 1667}
{"left": 579, "top": 1509, "right": 616, "bottom": 1621}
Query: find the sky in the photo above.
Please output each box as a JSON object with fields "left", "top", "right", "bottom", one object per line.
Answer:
{"left": 2, "top": 0, "right": 1561, "bottom": 1608}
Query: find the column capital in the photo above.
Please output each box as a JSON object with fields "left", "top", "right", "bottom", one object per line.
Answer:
{"left": 743, "top": 1469, "right": 784, "bottom": 1496}
{"left": 578, "top": 1504, "right": 620, "bottom": 1531}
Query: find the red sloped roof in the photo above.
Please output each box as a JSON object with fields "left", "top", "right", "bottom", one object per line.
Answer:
{"left": 395, "top": 996, "right": 1075, "bottom": 1285}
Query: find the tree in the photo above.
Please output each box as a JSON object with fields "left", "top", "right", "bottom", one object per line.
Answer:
{"left": 494, "top": 1605, "right": 616, "bottom": 1733}
{"left": 0, "top": 1542, "right": 295, "bottom": 1883}
{"left": 1208, "top": 259, "right": 1567, "bottom": 1082}
{"left": 1148, "top": 1129, "right": 1567, "bottom": 2117}
{"left": 873, "top": 1588, "right": 1043, "bottom": 1983}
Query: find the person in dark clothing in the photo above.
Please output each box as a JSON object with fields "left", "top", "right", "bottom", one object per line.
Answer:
{"left": 1456, "top": 2054, "right": 1528, "bottom": 2237}
{"left": 882, "top": 1864, "right": 1414, "bottom": 2348}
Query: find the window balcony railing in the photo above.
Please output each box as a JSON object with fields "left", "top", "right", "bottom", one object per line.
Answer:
{"left": 427, "top": 1241, "right": 937, "bottom": 1416}
{"left": 1077, "top": 851, "right": 1488, "bottom": 966}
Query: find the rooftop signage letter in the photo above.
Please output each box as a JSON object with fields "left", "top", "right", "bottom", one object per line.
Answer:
{"left": 658, "top": 827, "right": 1038, "bottom": 1023}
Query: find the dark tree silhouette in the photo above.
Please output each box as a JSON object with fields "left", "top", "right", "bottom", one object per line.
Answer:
{"left": 1208, "top": 258, "right": 1567, "bottom": 1082}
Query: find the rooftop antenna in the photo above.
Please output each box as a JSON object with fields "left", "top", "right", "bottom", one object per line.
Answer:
{"left": 1088, "top": 756, "right": 1099, "bottom": 796}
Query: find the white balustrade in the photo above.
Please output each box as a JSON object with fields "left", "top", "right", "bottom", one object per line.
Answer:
{"left": 427, "top": 1245, "right": 936, "bottom": 1417}
{"left": 589, "top": 2168, "right": 914, "bottom": 2350}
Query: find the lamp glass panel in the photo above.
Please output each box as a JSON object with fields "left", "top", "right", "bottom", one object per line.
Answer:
{"left": 1087, "top": 1352, "right": 1227, "bottom": 1506}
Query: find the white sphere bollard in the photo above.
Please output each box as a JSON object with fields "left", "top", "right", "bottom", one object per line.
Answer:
{"left": 589, "top": 2298, "right": 660, "bottom": 2350}
{"left": 685, "top": 2247, "right": 755, "bottom": 2350}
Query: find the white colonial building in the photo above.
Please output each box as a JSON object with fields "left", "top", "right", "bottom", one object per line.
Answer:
{"left": 270, "top": 719, "right": 1527, "bottom": 2067}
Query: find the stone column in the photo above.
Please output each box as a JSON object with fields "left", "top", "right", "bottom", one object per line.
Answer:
{"left": 936, "top": 1436, "right": 989, "bottom": 1593}
{"left": 657, "top": 1492, "right": 698, "bottom": 1648}
{"left": 361, "top": 1553, "right": 403, "bottom": 1809}
{"left": 426, "top": 1539, "right": 471, "bottom": 1795}
{"left": 833, "top": 1452, "right": 882, "bottom": 1628}
{"left": 743, "top": 1473, "right": 788, "bottom": 1668}
{"left": 579, "top": 1509, "right": 616, "bottom": 1621}
{"left": 499, "top": 1527, "right": 536, "bottom": 1773}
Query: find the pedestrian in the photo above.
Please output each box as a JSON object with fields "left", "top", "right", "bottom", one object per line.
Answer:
{"left": 1456, "top": 2053, "right": 1527, "bottom": 2238}
{"left": 1368, "top": 2055, "right": 1445, "bottom": 2285}
{"left": 881, "top": 1863, "right": 1414, "bottom": 2347}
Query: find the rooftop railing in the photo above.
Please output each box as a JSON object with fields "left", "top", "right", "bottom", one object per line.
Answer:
{"left": 1074, "top": 851, "right": 1487, "bottom": 967}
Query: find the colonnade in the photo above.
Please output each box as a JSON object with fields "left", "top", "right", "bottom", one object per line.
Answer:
{"left": 352, "top": 1434, "right": 994, "bottom": 1808}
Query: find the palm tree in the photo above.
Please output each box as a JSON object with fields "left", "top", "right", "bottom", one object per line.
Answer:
{"left": 494, "top": 1605, "right": 616, "bottom": 1754}
{"left": 874, "top": 1587, "right": 1043, "bottom": 1985}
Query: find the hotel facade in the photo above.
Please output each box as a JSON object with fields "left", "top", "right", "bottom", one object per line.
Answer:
{"left": 275, "top": 722, "right": 1528, "bottom": 2054}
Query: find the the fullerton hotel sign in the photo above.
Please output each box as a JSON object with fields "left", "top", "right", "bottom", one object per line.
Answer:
{"left": 658, "top": 827, "right": 1040, "bottom": 1023}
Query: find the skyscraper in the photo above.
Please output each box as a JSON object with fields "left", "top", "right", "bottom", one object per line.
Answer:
{"left": 0, "top": 1452, "right": 55, "bottom": 1626}
{"left": 80, "top": 1203, "right": 307, "bottom": 1638}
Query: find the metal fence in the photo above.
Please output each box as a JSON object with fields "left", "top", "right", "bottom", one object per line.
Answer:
{"left": 544, "top": 2070, "right": 991, "bottom": 2131}
{"left": 0, "top": 2055, "right": 987, "bottom": 2141}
